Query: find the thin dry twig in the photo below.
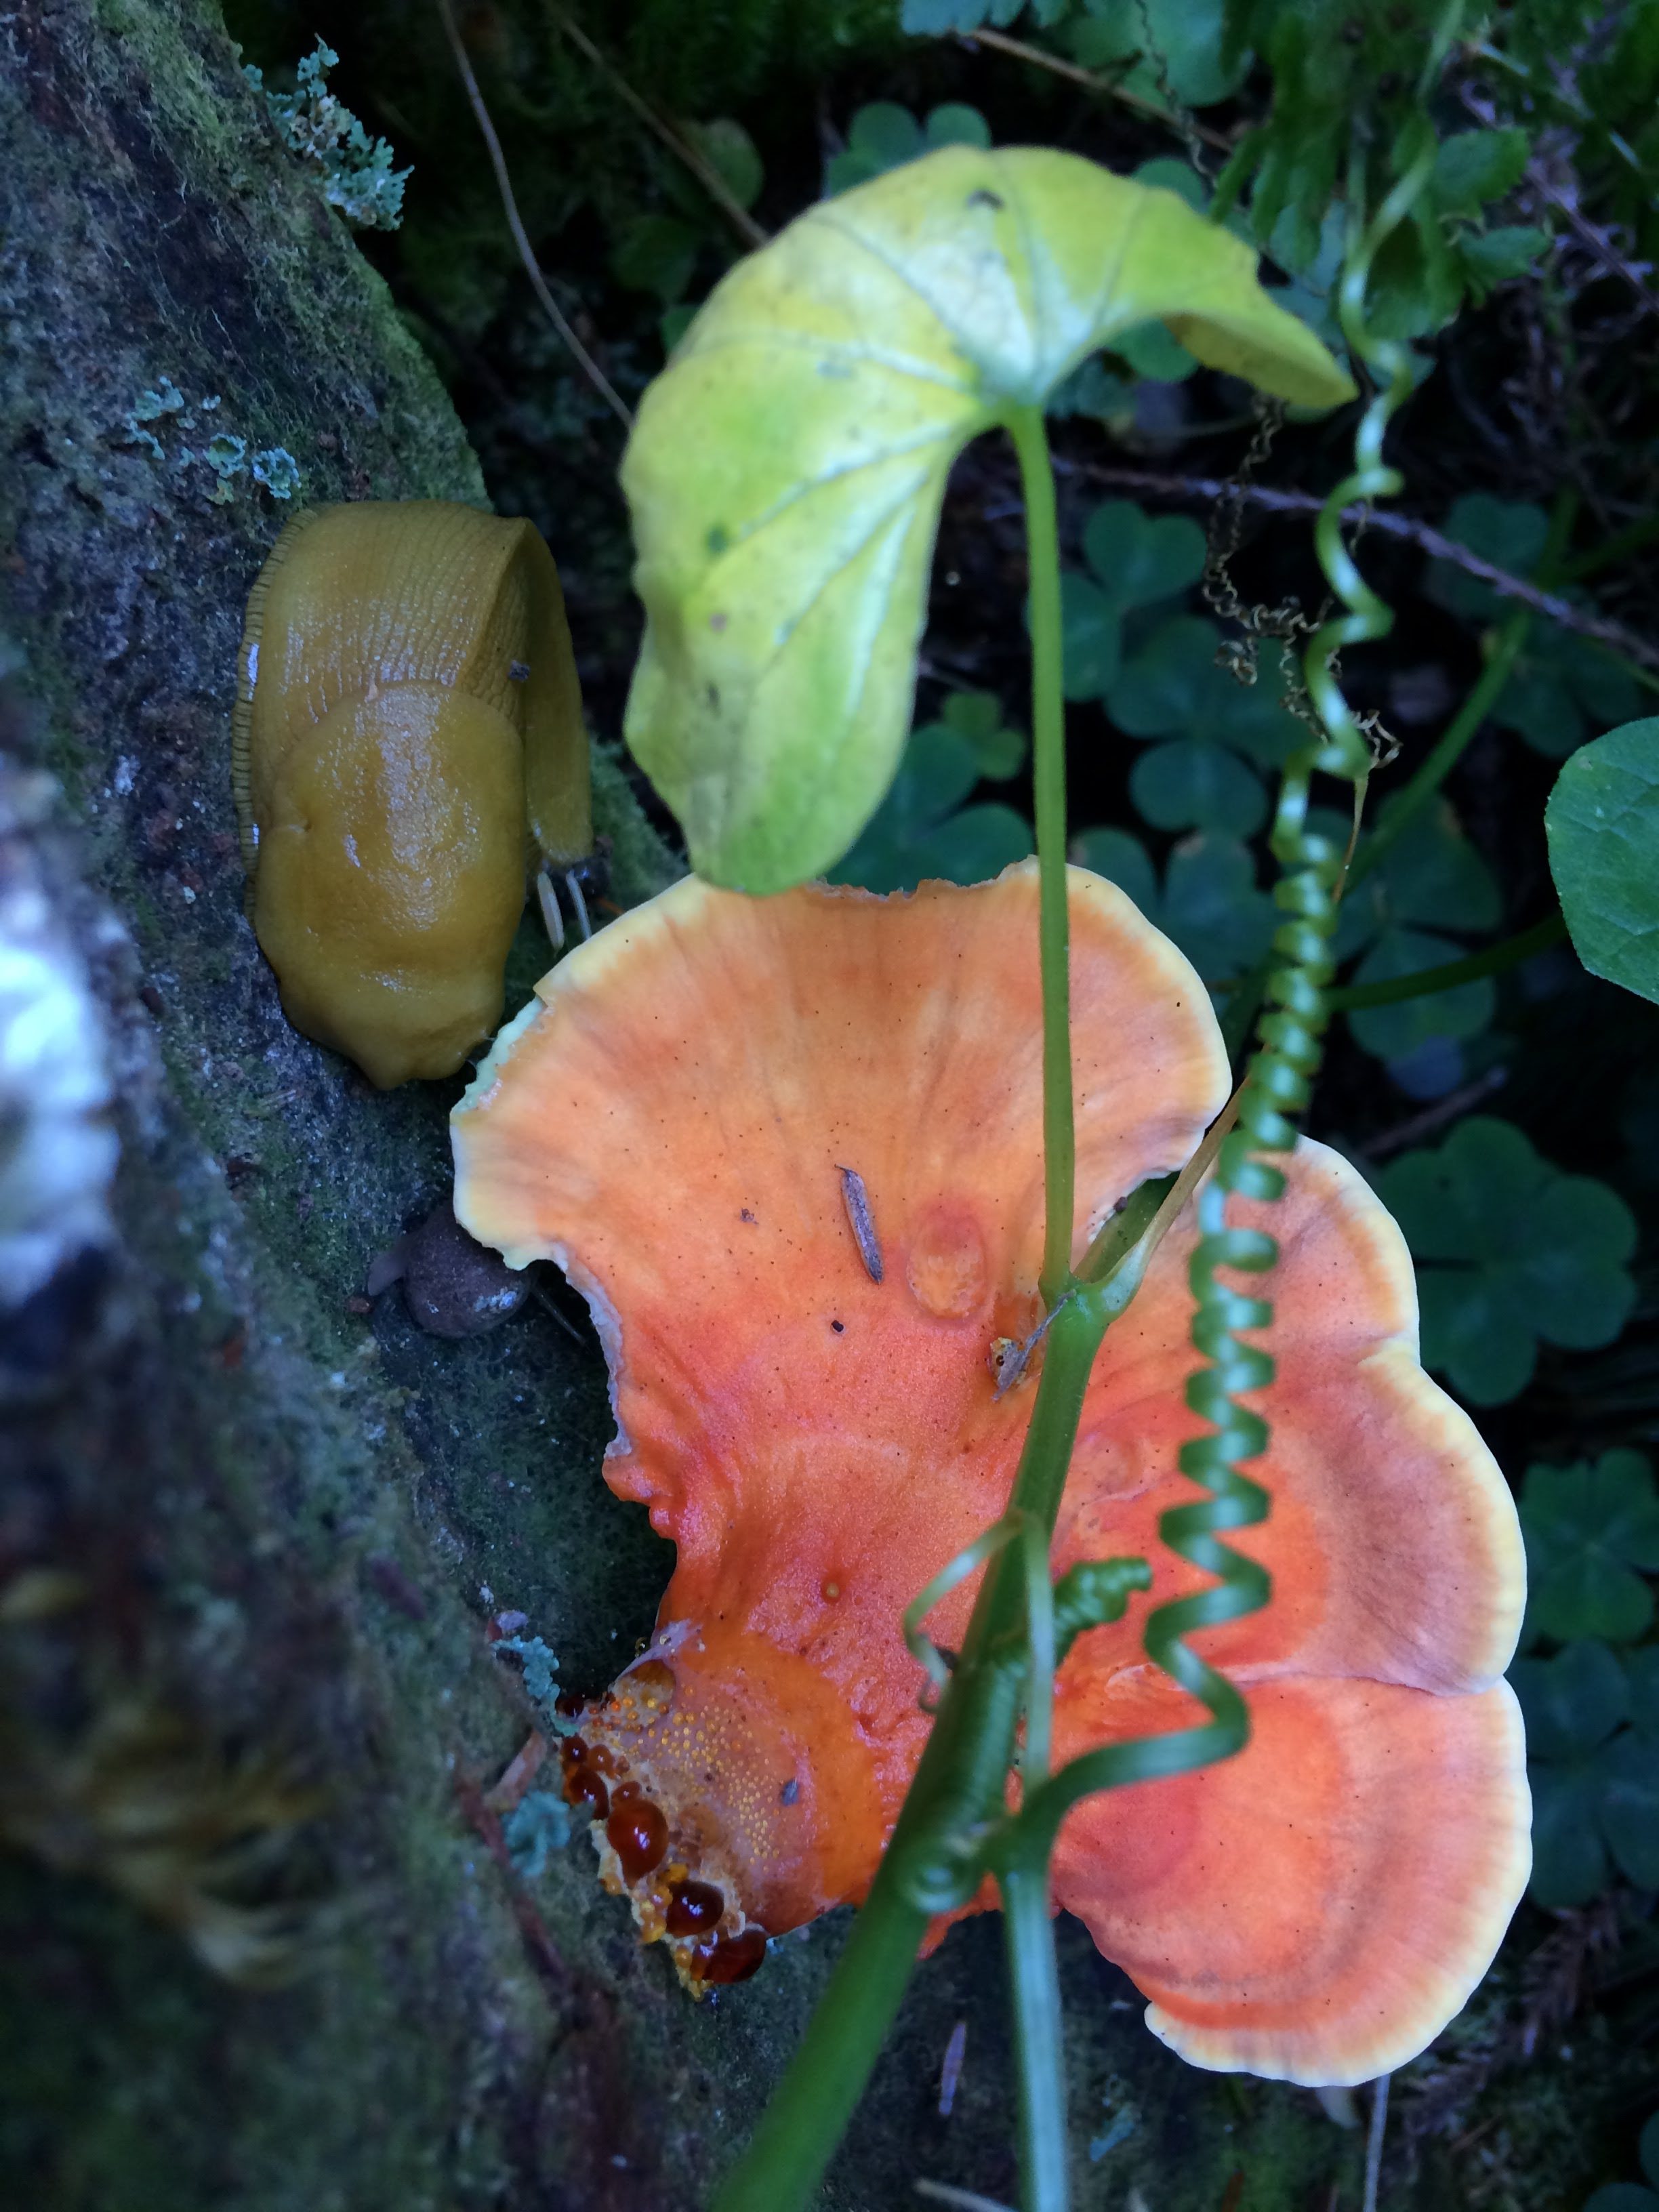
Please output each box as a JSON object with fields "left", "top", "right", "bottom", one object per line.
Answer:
{"left": 1458, "top": 74, "right": 1659, "bottom": 320}
{"left": 547, "top": 6, "right": 769, "bottom": 249}
{"left": 1357, "top": 1068, "right": 1509, "bottom": 1162}
{"left": 954, "top": 24, "right": 1232, "bottom": 151}
{"left": 1059, "top": 457, "right": 1659, "bottom": 672}
{"left": 1363, "top": 2074, "right": 1391, "bottom": 2212}
{"left": 435, "top": 0, "right": 634, "bottom": 428}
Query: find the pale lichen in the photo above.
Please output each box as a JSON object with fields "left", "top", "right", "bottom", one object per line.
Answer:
{"left": 245, "top": 41, "right": 411, "bottom": 232}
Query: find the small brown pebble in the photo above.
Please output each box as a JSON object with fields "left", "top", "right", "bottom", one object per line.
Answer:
{"left": 366, "top": 1197, "right": 530, "bottom": 1336}
{"left": 344, "top": 1294, "right": 373, "bottom": 1316}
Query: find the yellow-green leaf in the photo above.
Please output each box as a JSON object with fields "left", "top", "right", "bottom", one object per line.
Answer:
{"left": 621, "top": 146, "right": 1355, "bottom": 893}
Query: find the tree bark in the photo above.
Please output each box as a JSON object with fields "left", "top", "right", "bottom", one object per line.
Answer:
{"left": 0, "top": 7, "right": 1380, "bottom": 2209}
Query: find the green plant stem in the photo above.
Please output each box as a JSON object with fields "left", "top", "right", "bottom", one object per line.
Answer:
{"left": 1349, "top": 489, "right": 1577, "bottom": 889}
{"left": 710, "top": 1292, "right": 1118, "bottom": 2212}
{"left": 710, "top": 1858, "right": 931, "bottom": 2212}
{"left": 1559, "top": 510, "right": 1659, "bottom": 584}
{"left": 716, "top": 402, "right": 1157, "bottom": 2212}
{"left": 1346, "top": 607, "right": 1530, "bottom": 888}
{"left": 1009, "top": 404, "right": 1076, "bottom": 1309}
{"left": 1002, "top": 1860, "right": 1067, "bottom": 2212}
{"left": 1326, "top": 912, "right": 1567, "bottom": 1010}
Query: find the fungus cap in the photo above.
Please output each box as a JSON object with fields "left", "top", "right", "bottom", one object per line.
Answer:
{"left": 452, "top": 863, "right": 1528, "bottom": 2070}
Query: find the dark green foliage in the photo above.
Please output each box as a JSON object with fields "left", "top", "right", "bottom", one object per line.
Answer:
{"left": 1072, "top": 827, "right": 1275, "bottom": 987}
{"left": 825, "top": 99, "right": 990, "bottom": 192}
{"left": 1512, "top": 1641, "right": 1659, "bottom": 1906}
{"left": 1584, "top": 2112, "right": 1659, "bottom": 2211}
{"left": 1108, "top": 618, "right": 1300, "bottom": 832}
{"left": 1430, "top": 498, "right": 1641, "bottom": 757}
{"left": 1521, "top": 1451, "right": 1659, "bottom": 1645}
{"left": 1330, "top": 797, "right": 1501, "bottom": 1067}
{"left": 1065, "top": 0, "right": 1244, "bottom": 108}
{"left": 1376, "top": 1118, "right": 1639, "bottom": 1405}
{"left": 1549, "top": 722, "right": 1659, "bottom": 1005}
{"left": 832, "top": 691, "right": 1033, "bottom": 891}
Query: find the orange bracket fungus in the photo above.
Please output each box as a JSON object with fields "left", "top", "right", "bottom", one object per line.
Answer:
{"left": 234, "top": 499, "right": 591, "bottom": 1088}
{"left": 451, "top": 861, "right": 1529, "bottom": 2083}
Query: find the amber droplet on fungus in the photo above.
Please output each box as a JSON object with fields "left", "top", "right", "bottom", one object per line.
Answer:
{"left": 665, "top": 1878, "right": 726, "bottom": 1936}
{"left": 607, "top": 1798, "right": 668, "bottom": 1882}
{"left": 687, "top": 1926, "right": 768, "bottom": 1985}
{"left": 564, "top": 1767, "right": 609, "bottom": 1822}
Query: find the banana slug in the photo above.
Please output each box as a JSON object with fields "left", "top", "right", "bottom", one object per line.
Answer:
{"left": 233, "top": 499, "right": 591, "bottom": 1088}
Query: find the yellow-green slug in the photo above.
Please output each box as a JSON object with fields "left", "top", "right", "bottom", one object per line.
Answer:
{"left": 233, "top": 499, "right": 591, "bottom": 1088}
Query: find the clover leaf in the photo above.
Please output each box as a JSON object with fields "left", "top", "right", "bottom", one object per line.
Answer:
{"left": 1521, "top": 1451, "right": 1659, "bottom": 1645}
{"left": 825, "top": 101, "right": 991, "bottom": 195}
{"left": 832, "top": 693, "right": 1031, "bottom": 893}
{"left": 1530, "top": 1451, "right": 1659, "bottom": 1645}
{"left": 1319, "top": 795, "right": 1504, "bottom": 1079}
{"left": 1099, "top": 617, "right": 1304, "bottom": 836}
{"left": 1513, "top": 1641, "right": 1659, "bottom": 1907}
{"left": 1548, "top": 719, "right": 1659, "bottom": 1006}
{"left": 1130, "top": 739, "right": 1268, "bottom": 837}
{"left": 621, "top": 148, "right": 1351, "bottom": 889}
{"left": 1492, "top": 621, "right": 1641, "bottom": 759}
{"left": 1428, "top": 495, "right": 1641, "bottom": 756}
{"left": 1073, "top": 827, "right": 1276, "bottom": 987}
{"left": 1059, "top": 500, "right": 1207, "bottom": 702}
{"left": 1375, "top": 1117, "right": 1639, "bottom": 1405}
{"left": 1512, "top": 1641, "right": 1626, "bottom": 1907}
{"left": 1084, "top": 501, "right": 1208, "bottom": 611}
{"left": 1061, "top": 571, "right": 1124, "bottom": 703}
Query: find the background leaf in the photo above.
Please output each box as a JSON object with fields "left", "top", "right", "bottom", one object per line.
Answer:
{"left": 1548, "top": 720, "right": 1659, "bottom": 1005}
{"left": 621, "top": 146, "right": 1353, "bottom": 889}
{"left": 1376, "top": 1118, "right": 1639, "bottom": 1404}
{"left": 1520, "top": 1452, "right": 1659, "bottom": 1644}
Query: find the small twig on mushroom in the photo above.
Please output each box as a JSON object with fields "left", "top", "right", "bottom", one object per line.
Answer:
{"left": 485, "top": 1729, "right": 550, "bottom": 1816}
{"left": 838, "top": 1165, "right": 885, "bottom": 1284}
{"left": 435, "top": 0, "right": 633, "bottom": 429}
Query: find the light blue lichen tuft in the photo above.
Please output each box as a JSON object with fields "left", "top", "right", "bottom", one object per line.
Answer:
{"left": 492, "top": 1632, "right": 581, "bottom": 1736}
{"left": 247, "top": 39, "right": 411, "bottom": 231}
{"left": 119, "top": 386, "right": 298, "bottom": 502}
{"left": 501, "top": 1791, "right": 575, "bottom": 1879}
{"left": 250, "top": 447, "right": 301, "bottom": 500}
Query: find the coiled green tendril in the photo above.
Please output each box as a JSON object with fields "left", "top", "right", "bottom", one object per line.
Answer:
{"left": 1125, "top": 127, "right": 1443, "bottom": 1786}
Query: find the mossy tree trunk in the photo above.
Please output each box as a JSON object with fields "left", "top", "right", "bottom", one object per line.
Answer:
{"left": 0, "top": 7, "right": 1387, "bottom": 2209}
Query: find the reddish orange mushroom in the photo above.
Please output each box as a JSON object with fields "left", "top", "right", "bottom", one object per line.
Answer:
{"left": 451, "top": 862, "right": 1528, "bottom": 2081}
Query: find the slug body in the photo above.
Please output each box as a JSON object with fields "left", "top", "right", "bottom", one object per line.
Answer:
{"left": 234, "top": 500, "right": 590, "bottom": 1088}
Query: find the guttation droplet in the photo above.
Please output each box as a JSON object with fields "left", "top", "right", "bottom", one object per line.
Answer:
{"left": 665, "top": 1877, "right": 725, "bottom": 1936}
{"left": 687, "top": 1925, "right": 768, "bottom": 1985}
{"left": 607, "top": 1797, "right": 669, "bottom": 1882}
